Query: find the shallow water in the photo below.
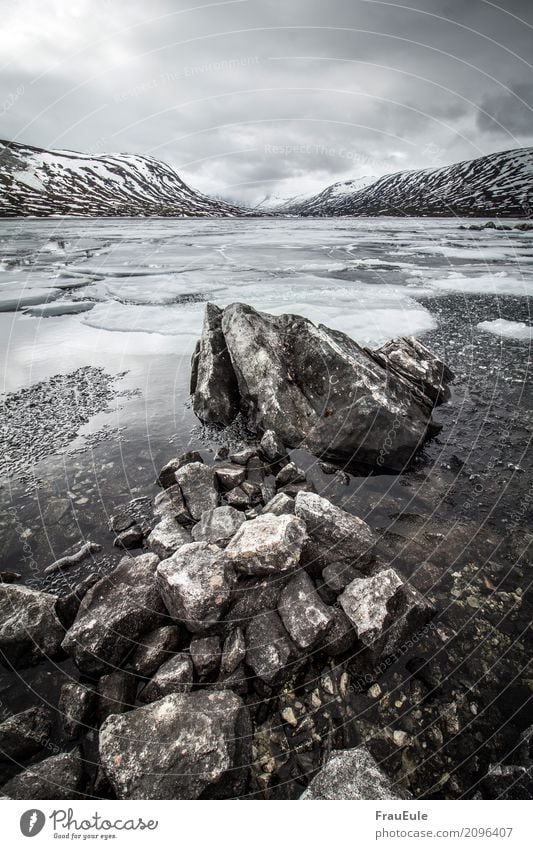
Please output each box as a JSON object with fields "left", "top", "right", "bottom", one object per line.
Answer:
{"left": 0, "top": 218, "right": 531, "bottom": 798}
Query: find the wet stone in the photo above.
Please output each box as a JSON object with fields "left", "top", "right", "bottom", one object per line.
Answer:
{"left": 190, "top": 635, "right": 221, "bottom": 677}
{"left": 225, "top": 513, "right": 307, "bottom": 577}
{"left": 130, "top": 625, "right": 181, "bottom": 678}
{"left": 145, "top": 516, "right": 190, "bottom": 559}
{"left": 278, "top": 572, "right": 334, "bottom": 650}
{"left": 139, "top": 653, "right": 194, "bottom": 702}
{"left": 157, "top": 452, "right": 203, "bottom": 489}
{"left": 191, "top": 505, "right": 246, "bottom": 547}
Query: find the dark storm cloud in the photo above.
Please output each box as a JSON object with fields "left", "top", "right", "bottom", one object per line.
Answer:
{"left": 1, "top": 0, "right": 532, "bottom": 203}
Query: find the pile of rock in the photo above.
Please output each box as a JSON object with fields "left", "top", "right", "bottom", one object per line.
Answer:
{"left": 0, "top": 432, "right": 433, "bottom": 799}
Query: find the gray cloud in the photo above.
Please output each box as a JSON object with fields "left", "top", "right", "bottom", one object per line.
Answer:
{"left": 1, "top": 0, "right": 532, "bottom": 204}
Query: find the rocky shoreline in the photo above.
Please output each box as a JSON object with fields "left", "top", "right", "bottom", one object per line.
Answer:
{"left": 0, "top": 305, "right": 531, "bottom": 801}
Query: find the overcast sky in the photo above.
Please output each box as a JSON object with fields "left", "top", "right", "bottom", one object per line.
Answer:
{"left": 1, "top": 0, "right": 532, "bottom": 204}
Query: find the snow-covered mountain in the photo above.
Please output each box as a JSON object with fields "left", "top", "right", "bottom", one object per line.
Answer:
{"left": 0, "top": 140, "right": 244, "bottom": 217}
{"left": 283, "top": 149, "right": 533, "bottom": 217}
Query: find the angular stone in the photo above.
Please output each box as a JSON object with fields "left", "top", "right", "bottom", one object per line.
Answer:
{"left": 260, "top": 429, "right": 287, "bottom": 462}
{"left": 191, "top": 303, "right": 240, "bottom": 426}
{"left": 99, "top": 690, "right": 251, "bottom": 799}
{"left": 322, "top": 607, "right": 358, "bottom": 657}
{"left": 246, "top": 455, "right": 266, "bottom": 485}
{"left": 322, "top": 561, "right": 361, "bottom": 593}
{"left": 130, "top": 625, "right": 181, "bottom": 677}
{"left": 97, "top": 671, "right": 137, "bottom": 724}
{"left": 227, "top": 575, "right": 288, "bottom": 628}
{"left": 275, "top": 462, "right": 306, "bottom": 488}
{"left": 278, "top": 572, "right": 334, "bottom": 650}
{"left": 157, "top": 452, "right": 203, "bottom": 489}
{"left": 156, "top": 542, "right": 235, "bottom": 633}
{"left": 221, "top": 627, "right": 246, "bottom": 674}
{"left": 55, "top": 573, "right": 100, "bottom": 630}
{"left": 0, "top": 584, "right": 65, "bottom": 667}
{"left": 225, "top": 481, "right": 262, "bottom": 509}
{"left": 140, "top": 653, "right": 193, "bottom": 703}
{"left": 109, "top": 511, "right": 134, "bottom": 533}
{"left": 261, "top": 492, "right": 295, "bottom": 516}
{"left": 295, "top": 491, "right": 375, "bottom": 568}
{"left": 62, "top": 553, "right": 166, "bottom": 675}
{"left": 339, "top": 568, "right": 432, "bottom": 658}
{"left": 371, "top": 336, "right": 454, "bottom": 405}
{"left": 113, "top": 524, "right": 144, "bottom": 549}
{"left": 191, "top": 505, "right": 246, "bottom": 547}
{"left": 278, "top": 480, "right": 316, "bottom": 499}
{"left": 190, "top": 635, "right": 221, "bottom": 677}
{"left": 145, "top": 516, "right": 190, "bottom": 559}
{"left": 301, "top": 746, "right": 408, "bottom": 799}
{"left": 245, "top": 611, "right": 299, "bottom": 684}
{"left": 174, "top": 462, "right": 219, "bottom": 521}
{"left": 225, "top": 513, "right": 306, "bottom": 577}
{"left": 0, "top": 706, "right": 53, "bottom": 762}
{"left": 215, "top": 464, "right": 246, "bottom": 490}
{"left": 1, "top": 750, "right": 84, "bottom": 800}
{"left": 229, "top": 446, "right": 258, "bottom": 465}
{"left": 59, "top": 682, "right": 97, "bottom": 740}
{"left": 153, "top": 485, "right": 191, "bottom": 524}
{"left": 260, "top": 478, "right": 276, "bottom": 505}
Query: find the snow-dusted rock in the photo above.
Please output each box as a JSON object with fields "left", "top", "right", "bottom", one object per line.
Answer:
{"left": 225, "top": 513, "right": 307, "bottom": 576}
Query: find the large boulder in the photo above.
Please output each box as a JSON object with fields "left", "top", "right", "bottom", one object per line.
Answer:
{"left": 99, "top": 690, "right": 251, "bottom": 799}
{"left": 0, "top": 706, "right": 54, "bottom": 762}
{"left": 156, "top": 542, "right": 235, "bottom": 633}
{"left": 174, "top": 462, "right": 219, "bottom": 521}
{"left": 245, "top": 610, "right": 300, "bottom": 684}
{"left": 369, "top": 336, "right": 453, "bottom": 405}
{"left": 295, "top": 491, "right": 375, "bottom": 569}
{"left": 139, "top": 653, "right": 193, "bottom": 702}
{"left": 191, "top": 505, "right": 246, "bottom": 546}
{"left": 61, "top": 553, "right": 166, "bottom": 675}
{"left": 191, "top": 303, "right": 240, "bottom": 426}
{"left": 339, "top": 568, "right": 432, "bottom": 659}
{"left": 145, "top": 516, "right": 190, "bottom": 559}
{"left": 224, "top": 513, "right": 307, "bottom": 576}
{"left": 0, "top": 584, "right": 65, "bottom": 666}
{"left": 278, "top": 572, "right": 333, "bottom": 650}
{"left": 301, "top": 746, "right": 408, "bottom": 800}
{"left": 191, "top": 303, "right": 453, "bottom": 471}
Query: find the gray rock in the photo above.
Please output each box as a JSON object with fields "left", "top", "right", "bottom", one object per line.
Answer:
{"left": 190, "top": 635, "right": 221, "bottom": 677}
{"left": 301, "top": 746, "right": 407, "bottom": 799}
{"left": 156, "top": 542, "right": 235, "bottom": 633}
{"left": 191, "top": 505, "right": 246, "bottom": 546}
{"left": 322, "top": 561, "right": 361, "bottom": 593}
{"left": 99, "top": 690, "right": 251, "bottom": 799}
{"left": 145, "top": 516, "right": 190, "bottom": 559}
{"left": 227, "top": 575, "right": 287, "bottom": 628}
{"left": 59, "top": 682, "right": 96, "bottom": 740}
{"left": 371, "top": 335, "right": 454, "bottom": 405}
{"left": 113, "top": 524, "right": 144, "bottom": 549}
{"left": 55, "top": 573, "right": 100, "bottom": 630}
{"left": 278, "top": 480, "right": 316, "bottom": 499}
{"left": 260, "top": 429, "right": 287, "bottom": 462}
{"left": 109, "top": 511, "right": 135, "bottom": 533}
{"left": 190, "top": 304, "right": 451, "bottom": 471}
{"left": 229, "top": 446, "right": 258, "bottom": 465}
{"left": 153, "top": 485, "right": 191, "bottom": 524}
{"left": 174, "top": 462, "right": 219, "bottom": 521}
{"left": 221, "top": 627, "right": 246, "bottom": 674}
{"left": 278, "top": 572, "right": 334, "bottom": 650}
{"left": 97, "top": 671, "right": 137, "bottom": 724}
{"left": 0, "top": 706, "right": 54, "bottom": 762}
{"left": 215, "top": 464, "right": 246, "bottom": 490}
{"left": 260, "top": 478, "right": 277, "bottom": 505}
{"left": 275, "top": 462, "right": 306, "bottom": 488}
{"left": 246, "top": 455, "right": 266, "bottom": 485}
{"left": 245, "top": 611, "right": 299, "bottom": 684}
{"left": 323, "top": 607, "right": 358, "bottom": 656}
{"left": 140, "top": 653, "right": 193, "bottom": 702}
{"left": 225, "top": 513, "right": 306, "bottom": 577}
{"left": 130, "top": 625, "right": 181, "bottom": 677}
{"left": 339, "top": 568, "right": 432, "bottom": 659}
{"left": 62, "top": 553, "right": 166, "bottom": 675}
{"left": 225, "top": 481, "right": 262, "bottom": 509}
{"left": 191, "top": 303, "right": 240, "bottom": 426}
{"left": 295, "top": 491, "right": 375, "bottom": 568}
{"left": 0, "top": 584, "right": 65, "bottom": 667}
{"left": 261, "top": 492, "right": 295, "bottom": 516}
{"left": 0, "top": 571, "right": 21, "bottom": 583}
{"left": 157, "top": 452, "right": 203, "bottom": 489}
{"left": 1, "top": 749, "right": 84, "bottom": 800}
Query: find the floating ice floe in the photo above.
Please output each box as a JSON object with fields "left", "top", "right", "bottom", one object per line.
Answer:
{"left": 411, "top": 271, "right": 533, "bottom": 298}
{"left": 23, "top": 301, "right": 95, "bottom": 317}
{"left": 0, "top": 287, "right": 61, "bottom": 312}
{"left": 477, "top": 319, "right": 532, "bottom": 342}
